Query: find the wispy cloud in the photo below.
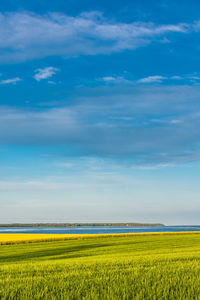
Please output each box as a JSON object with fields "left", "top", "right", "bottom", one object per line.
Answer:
{"left": 0, "top": 11, "right": 190, "bottom": 62}
{"left": 97, "top": 73, "right": 200, "bottom": 86}
{"left": 170, "top": 75, "right": 183, "bottom": 80}
{"left": 102, "top": 76, "right": 116, "bottom": 82}
{"left": 0, "top": 180, "right": 104, "bottom": 191}
{"left": 34, "top": 67, "right": 59, "bottom": 81}
{"left": 0, "top": 77, "right": 21, "bottom": 85}
{"left": 137, "top": 73, "right": 200, "bottom": 84}
{"left": 131, "top": 163, "right": 175, "bottom": 170}
{"left": 99, "top": 75, "right": 130, "bottom": 84}
{"left": 170, "top": 119, "right": 182, "bottom": 124}
{"left": 1, "top": 84, "right": 200, "bottom": 165}
{"left": 138, "top": 75, "right": 167, "bottom": 83}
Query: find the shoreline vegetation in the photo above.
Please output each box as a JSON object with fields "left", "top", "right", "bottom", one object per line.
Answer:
{"left": 0, "top": 222, "right": 164, "bottom": 227}
{"left": 0, "top": 231, "right": 200, "bottom": 245}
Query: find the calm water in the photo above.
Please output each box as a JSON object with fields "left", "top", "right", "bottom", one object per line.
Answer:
{"left": 0, "top": 226, "right": 199, "bottom": 234}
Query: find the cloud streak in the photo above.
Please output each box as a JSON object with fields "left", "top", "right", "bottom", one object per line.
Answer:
{"left": 138, "top": 75, "right": 167, "bottom": 83}
{"left": 0, "top": 77, "right": 21, "bottom": 84}
{"left": 97, "top": 73, "right": 200, "bottom": 85}
{"left": 34, "top": 67, "right": 59, "bottom": 81}
{"left": 0, "top": 11, "right": 190, "bottom": 62}
{"left": 1, "top": 84, "right": 200, "bottom": 165}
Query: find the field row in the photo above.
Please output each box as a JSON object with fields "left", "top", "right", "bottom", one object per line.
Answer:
{"left": 0, "top": 231, "right": 200, "bottom": 244}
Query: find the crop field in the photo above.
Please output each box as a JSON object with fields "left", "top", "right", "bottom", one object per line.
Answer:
{"left": 0, "top": 233, "right": 200, "bottom": 299}
{"left": 0, "top": 231, "right": 200, "bottom": 244}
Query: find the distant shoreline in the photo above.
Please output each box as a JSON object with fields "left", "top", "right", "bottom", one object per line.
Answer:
{"left": 0, "top": 223, "right": 165, "bottom": 228}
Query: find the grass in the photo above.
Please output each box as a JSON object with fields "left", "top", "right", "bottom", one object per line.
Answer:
{"left": 0, "top": 233, "right": 200, "bottom": 299}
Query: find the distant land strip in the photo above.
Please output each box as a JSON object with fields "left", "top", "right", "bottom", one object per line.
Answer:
{"left": 0, "top": 223, "right": 165, "bottom": 228}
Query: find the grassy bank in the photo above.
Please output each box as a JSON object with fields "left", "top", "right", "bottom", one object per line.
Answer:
{"left": 0, "top": 233, "right": 200, "bottom": 299}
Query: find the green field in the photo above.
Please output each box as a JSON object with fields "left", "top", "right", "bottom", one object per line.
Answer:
{"left": 0, "top": 233, "right": 200, "bottom": 299}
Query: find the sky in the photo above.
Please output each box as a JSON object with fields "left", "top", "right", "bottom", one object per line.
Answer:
{"left": 1, "top": 0, "right": 200, "bottom": 224}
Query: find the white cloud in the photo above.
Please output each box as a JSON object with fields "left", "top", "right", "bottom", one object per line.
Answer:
{"left": 0, "top": 77, "right": 21, "bottom": 85}
{"left": 0, "top": 84, "right": 200, "bottom": 166}
{"left": 189, "top": 76, "right": 200, "bottom": 81}
{"left": 131, "top": 163, "right": 175, "bottom": 170}
{"left": 0, "top": 11, "right": 190, "bottom": 62}
{"left": 99, "top": 73, "right": 200, "bottom": 85}
{"left": 138, "top": 75, "right": 167, "bottom": 83}
{"left": 100, "top": 75, "right": 130, "bottom": 84}
{"left": 170, "top": 119, "right": 182, "bottom": 124}
{"left": 0, "top": 181, "right": 100, "bottom": 191}
{"left": 102, "top": 76, "right": 116, "bottom": 82}
{"left": 171, "top": 75, "right": 182, "bottom": 80}
{"left": 61, "top": 163, "right": 75, "bottom": 168}
{"left": 34, "top": 67, "right": 59, "bottom": 81}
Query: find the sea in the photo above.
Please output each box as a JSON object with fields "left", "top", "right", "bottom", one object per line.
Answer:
{"left": 0, "top": 226, "right": 199, "bottom": 234}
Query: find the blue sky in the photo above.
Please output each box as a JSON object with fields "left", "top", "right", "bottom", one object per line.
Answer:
{"left": 1, "top": 0, "right": 200, "bottom": 224}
